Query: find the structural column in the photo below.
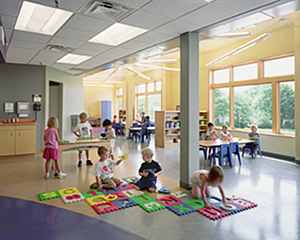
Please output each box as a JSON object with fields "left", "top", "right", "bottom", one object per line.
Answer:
{"left": 180, "top": 32, "right": 200, "bottom": 188}
{"left": 294, "top": 19, "right": 300, "bottom": 164}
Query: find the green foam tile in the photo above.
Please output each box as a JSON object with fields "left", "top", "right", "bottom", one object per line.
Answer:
{"left": 81, "top": 190, "right": 104, "bottom": 199}
{"left": 38, "top": 190, "right": 61, "bottom": 201}
{"left": 131, "top": 194, "right": 166, "bottom": 213}
{"left": 184, "top": 199, "right": 205, "bottom": 210}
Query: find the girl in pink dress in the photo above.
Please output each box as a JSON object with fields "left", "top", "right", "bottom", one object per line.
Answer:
{"left": 43, "top": 117, "right": 66, "bottom": 179}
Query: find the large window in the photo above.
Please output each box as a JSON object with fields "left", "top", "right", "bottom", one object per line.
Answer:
{"left": 116, "top": 88, "right": 123, "bottom": 110}
{"left": 210, "top": 54, "right": 294, "bottom": 135}
{"left": 135, "top": 80, "right": 162, "bottom": 121}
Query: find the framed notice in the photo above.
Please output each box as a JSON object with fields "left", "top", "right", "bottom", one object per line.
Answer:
{"left": 4, "top": 102, "right": 14, "bottom": 113}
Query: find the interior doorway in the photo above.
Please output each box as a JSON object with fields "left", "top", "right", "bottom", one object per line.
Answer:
{"left": 49, "top": 81, "right": 63, "bottom": 139}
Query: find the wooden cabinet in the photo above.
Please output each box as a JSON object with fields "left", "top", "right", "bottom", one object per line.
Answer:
{"left": 0, "top": 126, "right": 15, "bottom": 156}
{"left": 155, "top": 110, "right": 209, "bottom": 148}
{"left": 15, "top": 125, "right": 36, "bottom": 155}
{"left": 0, "top": 125, "right": 36, "bottom": 156}
{"left": 155, "top": 111, "right": 181, "bottom": 148}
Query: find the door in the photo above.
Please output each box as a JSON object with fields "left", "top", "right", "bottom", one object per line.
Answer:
{"left": 101, "top": 101, "right": 112, "bottom": 122}
{"left": 49, "top": 81, "right": 63, "bottom": 138}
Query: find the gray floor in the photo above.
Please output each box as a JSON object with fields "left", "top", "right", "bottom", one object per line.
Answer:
{"left": 96, "top": 136, "right": 300, "bottom": 240}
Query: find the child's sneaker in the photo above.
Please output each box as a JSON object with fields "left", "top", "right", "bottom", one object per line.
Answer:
{"left": 86, "top": 159, "right": 93, "bottom": 165}
{"left": 58, "top": 172, "right": 67, "bottom": 179}
{"left": 78, "top": 160, "right": 82, "bottom": 167}
{"left": 44, "top": 173, "right": 49, "bottom": 179}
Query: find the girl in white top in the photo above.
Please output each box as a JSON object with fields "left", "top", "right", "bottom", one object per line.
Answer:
{"left": 219, "top": 124, "right": 232, "bottom": 139}
{"left": 191, "top": 166, "right": 228, "bottom": 209}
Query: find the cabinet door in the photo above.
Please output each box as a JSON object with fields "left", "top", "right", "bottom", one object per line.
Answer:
{"left": 15, "top": 129, "right": 36, "bottom": 155}
{"left": 0, "top": 130, "right": 15, "bottom": 156}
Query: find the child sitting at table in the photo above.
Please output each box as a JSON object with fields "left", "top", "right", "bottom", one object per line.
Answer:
{"left": 246, "top": 125, "right": 261, "bottom": 157}
{"left": 102, "top": 119, "right": 116, "bottom": 160}
{"left": 206, "top": 122, "right": 218, "bottom": 159}
{"left": 143, "top": 116, "right": 151, "bottom": 126}
{"left": 90, "top": 146, "right": 123, "bottom": 191}
{"left": 191, "top": 166, "right": 228, "bottom": 209}
{"left": 219, "top": 124, "right": 232, "bottom": 140}
{"left": 134, "top": 148, "right": 163, "bottom": 193}
{"left": 73, "top": 112, "right": 93, "bottom": 167}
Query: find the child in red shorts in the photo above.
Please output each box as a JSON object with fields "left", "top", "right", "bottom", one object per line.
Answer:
{"left": 43, "top": 117, "right": 66, "bottom": 179}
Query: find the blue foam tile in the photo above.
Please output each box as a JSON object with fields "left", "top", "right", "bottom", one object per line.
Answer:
{"left": 122, "top": 176, "right": 139, "bottom": 184}
{"left": 204, "top": 196, "right": 244, "bottom": 215}
{"left": 113, "top": 198, "right": 138, "bottom": 209}
{"left": 167, "top": 203, "right": 196, "bottom": 216}
{"left": 101, "top": 188, "right": 119, "bottom": 195}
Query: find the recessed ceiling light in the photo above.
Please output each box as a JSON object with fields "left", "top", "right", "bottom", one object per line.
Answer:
{"left": 89, "top": 23, "right": 148, "bottom": 46}
{"left": 57, "top": 54, "right": 92, "bottom": 65}
{"left": 15, "top": 1, "right": 73, "bottom": 35}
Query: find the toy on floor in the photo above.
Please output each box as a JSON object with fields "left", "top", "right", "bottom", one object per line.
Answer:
{"left": 155, "top": 187, "right": 171, "bottom": 194}
{"left": 118, "top": 153, "right": 130, "bottom": 161}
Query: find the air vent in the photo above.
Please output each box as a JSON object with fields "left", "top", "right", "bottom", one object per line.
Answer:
{"left": 82, "top": 1, "right": 134, "bottom": 21}
{"left": 44, "top": 45, "right": 74, "bottom": 53}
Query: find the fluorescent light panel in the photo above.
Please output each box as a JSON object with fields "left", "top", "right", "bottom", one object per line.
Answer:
{"left": 83, "top": 80, "right": 122, "bottom": 84}
{"left": 125, "top": 66, "right": 150, "bottom": 80}
{"left": 89, "top": 23, "right": 148, "bottom": 46}
{"left": 15, "top": 1, "right": 72, "bottom": 35}
{"left": 205, "top": 33, "right": 271, "bottom": 68}
{"left": 141, "top": 59, "right": 178, "bottom": 64}
{"left": 135, "top": 63, "right": 180, "bottom": 72}
{"left": 148, "top": 47, "right": 180, "bottom": 59}
{"left": 57, "top": 53, "right": 92, "bottom": 65}
{"left": 210, "top": 32, "right": 250, "bottom": 40}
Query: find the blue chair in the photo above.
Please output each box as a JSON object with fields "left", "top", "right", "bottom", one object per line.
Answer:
{"left": 242, "top": 140, "right": 262, "bottom": 158}
{"left": 199, "top": 147, "right": 207, "bottom": 160}
{"left": 132, "top": 123, "right": 139, "bottom": 127}
{"left": 230, "top": 142, "right": 241, "bottom": 165}
{"left": 136, "top": 126, "right": 149, "bottom": 143}
{"left": 115, "top": 123, "right": 123, "bottom": 136}
{"left": 210, "top": 144, "right": 232, "bottom": 168}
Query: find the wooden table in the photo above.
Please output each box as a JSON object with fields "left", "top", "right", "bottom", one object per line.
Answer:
{"left": 58, "top": 138, "right": 110, "bottom": 152}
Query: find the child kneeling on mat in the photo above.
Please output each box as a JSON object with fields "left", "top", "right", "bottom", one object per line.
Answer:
{"left": 90, "top": 146, "right": 123, "bottom": 191}
{"left": 134, "top": 148, "right": 163, "bottom": 193}
{"left": 191, "top": 166, "right": 228, "bottom": 209}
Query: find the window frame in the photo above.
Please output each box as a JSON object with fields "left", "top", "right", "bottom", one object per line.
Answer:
{"left": 210, "top": 53, "right": 295, "bottom": 136}
{"left": 135, "top": 80, "right": 162, "bottom": 119}
{"left": 116, "top": 87, "right": 123, "bottom": 110}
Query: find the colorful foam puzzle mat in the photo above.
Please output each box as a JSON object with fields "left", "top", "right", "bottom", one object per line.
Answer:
{"left": 37, "top": 180, "right": 257, "bottom": 220}
{"left": 122, "top": 176, "right": 138, "bottom": 184}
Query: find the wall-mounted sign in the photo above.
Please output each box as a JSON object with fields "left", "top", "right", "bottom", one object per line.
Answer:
{"left": 4, "top": 102, "right": 14, "bottom": 113}
{"left": 17, "top": 102, "right": 29, "bottom": 115}
{"left": 32, "top": 94, "right": 42, "bottom": 102}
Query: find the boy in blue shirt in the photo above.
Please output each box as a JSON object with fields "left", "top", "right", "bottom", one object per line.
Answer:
{"left": 134, "top": 148, "right": 163, "bottom": 193}
{"left": 246, "top": 125, "right": 261, "bottom": 157}
{"left": 143, "top": 116, "right": 151, "bottom": 126}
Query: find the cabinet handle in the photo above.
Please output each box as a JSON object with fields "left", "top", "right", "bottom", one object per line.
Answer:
{"left": 11, "top": 133, "right": 13, "bottom": 137}
{"left": 18, "top": 132, "right": 20, "bottom": 136}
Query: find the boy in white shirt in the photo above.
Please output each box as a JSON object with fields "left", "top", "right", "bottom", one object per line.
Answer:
{"left": 220, "top": 124, "right": 232, "bottom": 140}
{"left": 90, "top": 146, "right": 123, "bottom": 190}
{"left": 73, "top": 112, "right": 93, "bottom": 167}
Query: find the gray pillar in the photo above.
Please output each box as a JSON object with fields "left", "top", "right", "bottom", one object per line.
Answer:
{"left": 180, "top": 32, "right": 200, "bottom": 188}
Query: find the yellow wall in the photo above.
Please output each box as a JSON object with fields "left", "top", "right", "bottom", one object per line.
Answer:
{"left": 83, "top": 86, "right": 115, "bottom": 120}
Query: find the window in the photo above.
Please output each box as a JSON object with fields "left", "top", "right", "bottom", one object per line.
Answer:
{"left": 264, "top": 56, "right": 294, "bottom": 77}
{"left": 213, "top": 68, "right": 229, "bottom": 84}
{"left": 234, "top": 84, "right": 272, "bottom": 131}
{"left": 233, "top": 63, "right": 257, "bottom": 81}
{"left": 214, "top": 88, "right": 229, "bottom": 127}
{"left": 135, "top": 80, "right": 162, "bottom": 121}
{"left": 210, "top": 54, "right": 294, "bottom": 135}
{"left": 116, "top": 87, "right": 123, "bottom": 110}
{"left": 280, "top": 82, "right": 295, "bottom": 134}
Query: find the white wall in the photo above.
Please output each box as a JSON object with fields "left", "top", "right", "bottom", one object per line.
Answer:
{"left": 45, "top": 67, "right": 83, "bottom": 139}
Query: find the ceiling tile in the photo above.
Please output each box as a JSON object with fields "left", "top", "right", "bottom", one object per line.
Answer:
{"left": 80, "top": 42, "right": 112, "bottom": 53}
{"left": 28, "top": 0, "right": 85, "bottom": 12}
{"left": 121, "top": 9, "right": 172, "bottom": 30}
{"left": 118, "top": 40, "right": 153, "bottom": 50}
{"left": 72, "top": 48, "right": 101, "bottom": 57}
{"left": 154, "top": 20, "right": 199, "bottom": 36}
{"left": 35, "top": 50, "right": 66, "bottom": 59}
{"left": 106, "top": 0, "right": 152, "bottom": 8}
{"left": 76, "top": 57, "right": 108, "bottom": 70}
{"left": 4, "top": 28, "right": 13, "bottom": 43}
{"left": 55, "top": 27, "right": 96, "bottom": 42}
{"left": 134, "top": 31, "right": 175, "bottom": 44}
{"left": 66, "top": 69, "right": 83, "bottom": 75}
{"left": 141, "top": 0, "right": 207, "bottom": 18}
{"left": 212, "top": 0, "right": 278, "bottom": 14}
{"left": 29, "top": 55, "right": 58, "bottom": 66}
{"left": 178, "top": 4, "right": 237, "bottom": 29}
{"left": 12, "top": 30, "right": 52, "bottom": 43}
{"left": 0, "top": 0, "right": 22, "bottom": 17}
{"left": 48, "top": 36, "right": 85, "bottom": 49}
{"left": 63, "top": 14, "right": 113, "bottom": 33}
{"left": 9, "top": 39, "right": 45, "bottom": 50}
{"left": 1, "top": 15, "right": 16, "bottom": 31}
{"left": 51, "top": 63, "right": 73, "bottom": 71}
{"left": 105, "top": 47, "right": 135, "bottom": 57}
{"left": 6, "top": 46, "right": 39, "bottom": 63}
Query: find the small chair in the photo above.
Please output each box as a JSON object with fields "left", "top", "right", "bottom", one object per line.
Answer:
{"left": 230, "top": 142, "right": 241, "bottom": 165}
{"left": 132, "top": 123, "right": 139, "bottom": 127}
{"left": 199, "top": 147, "right": 207, "bottom": 161}
{"left": 136, "top": 126, "right": 149, "bottom": 143}
{"left": 242, "top": 140, "right": 262, "bottom": 158}
{"left": 210, "top": 144, "right": 232, "bottom": 168}
{"left": 115, "top": 123, "right": 123, "bottom": 136}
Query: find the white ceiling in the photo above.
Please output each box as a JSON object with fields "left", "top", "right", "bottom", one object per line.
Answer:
{"left": 0, "top": 0, "right": 298, "bottom": 76}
